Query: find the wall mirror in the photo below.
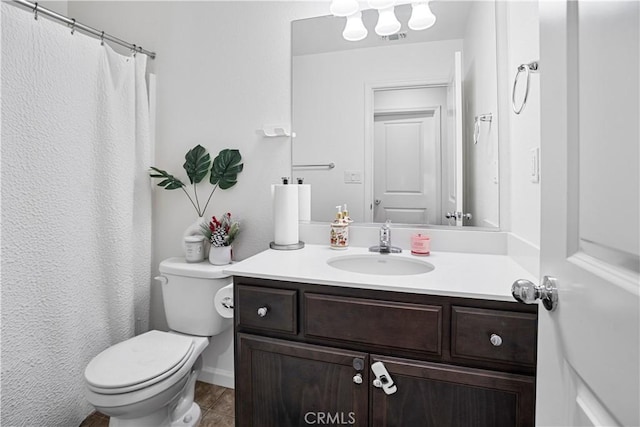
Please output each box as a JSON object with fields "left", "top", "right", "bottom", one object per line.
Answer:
{"left": 292, "top": 1, "right": 500, "bottom": 228}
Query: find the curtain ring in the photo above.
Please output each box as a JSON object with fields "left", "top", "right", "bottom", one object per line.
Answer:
{"left": 100, "top": 31, "right": 105, "bottom": 46}
{"left": 33, "top": 2, "right": 38, "bottom": 20}
{"left": 512, "top": 61, "right": 539, "bottom": 115}
{"left": 132, "top": 44, "right": 137, "bottom": 57}
{"left": 70, "top": 18, "right": 76, "bottom": 35}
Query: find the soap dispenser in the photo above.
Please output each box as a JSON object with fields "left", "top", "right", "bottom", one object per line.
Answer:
{"left": 330, "top": 205, "right": 349, "bottom": 249}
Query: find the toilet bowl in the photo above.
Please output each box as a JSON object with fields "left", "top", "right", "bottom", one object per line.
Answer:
{"left": 83, "top": 258, "right": 233, "bottom": 427}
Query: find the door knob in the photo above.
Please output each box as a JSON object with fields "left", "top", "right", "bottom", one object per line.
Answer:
{"left": 511, "top": 276, "right": 558, "bottom": 311}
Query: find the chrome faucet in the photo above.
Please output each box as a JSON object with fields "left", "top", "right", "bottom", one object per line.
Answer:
{"left": 369, "top": 220, "right": 402, "bottom": 253}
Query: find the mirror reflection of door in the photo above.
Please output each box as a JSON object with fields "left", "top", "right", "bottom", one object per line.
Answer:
{"left": 372, "top": 86, "right": 447, "bottom": 225}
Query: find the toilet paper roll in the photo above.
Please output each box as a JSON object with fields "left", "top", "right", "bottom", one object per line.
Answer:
{"left": 297, "top": 184, "right": 311, "bottom": 222}
{"left": 272, "top": 184, "right": 299, "bottom": 245}
{"left": 214, "top": 284, "right": 234, "bottom": 319}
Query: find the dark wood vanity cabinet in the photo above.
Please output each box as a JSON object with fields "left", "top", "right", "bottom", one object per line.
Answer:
{"left": 234, "top": 277, "right": 538, "bottom": 427}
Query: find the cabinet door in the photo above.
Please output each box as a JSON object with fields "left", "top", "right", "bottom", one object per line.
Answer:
{"left": 236, "top": 333, "right": 369, "bottom": 427}
{"left": 370, "top": 355, "right": 535, "bottom": 427}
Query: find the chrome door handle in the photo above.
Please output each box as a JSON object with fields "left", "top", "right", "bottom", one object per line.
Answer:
{"left": 511, "top": 276, "right": 558, "bottom": 311}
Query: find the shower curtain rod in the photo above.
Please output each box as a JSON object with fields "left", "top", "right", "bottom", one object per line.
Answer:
{"left": 11, "top": 0, "right": 156, "bottom": 59}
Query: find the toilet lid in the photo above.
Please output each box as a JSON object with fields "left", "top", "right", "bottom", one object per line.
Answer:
{"left": 85, "top": 331, "right": 194, "bottom": 393}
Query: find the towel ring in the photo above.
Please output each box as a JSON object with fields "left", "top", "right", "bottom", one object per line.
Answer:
{"left": 512, "top": 61, "right": 539, "bottom": 115}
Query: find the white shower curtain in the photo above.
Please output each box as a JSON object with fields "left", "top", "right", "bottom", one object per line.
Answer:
{"left": 1, "top": 3, "right": 152, "bottom": 426}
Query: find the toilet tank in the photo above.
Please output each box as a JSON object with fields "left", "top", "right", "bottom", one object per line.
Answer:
{"left": 158, "top": 257, "right": 232, "bottom": 337}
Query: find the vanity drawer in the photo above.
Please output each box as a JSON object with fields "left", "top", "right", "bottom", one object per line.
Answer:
{"left": 451, "top": 306, "right": 537, "bottom": 367}
{"left": 305, "top": 293, "right": 442, "bottom": 355}
{"left": 237, "top": 285, "right": 297, "bottom": 335}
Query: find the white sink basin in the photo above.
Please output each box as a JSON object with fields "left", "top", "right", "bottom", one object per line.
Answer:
{"left": 327, "top": 254, "right": 435, "bottom": 276}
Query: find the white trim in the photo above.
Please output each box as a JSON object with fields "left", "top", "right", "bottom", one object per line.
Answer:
{"left": 575, "top": 380, "right": 620, "bottom": 427}
{"left": 198, "top": 366, "right": 234, "bottom": 389}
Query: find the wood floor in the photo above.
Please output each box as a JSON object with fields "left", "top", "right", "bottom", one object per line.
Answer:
{"left": 79, "top": 381, "right": 234, "bottom": 427}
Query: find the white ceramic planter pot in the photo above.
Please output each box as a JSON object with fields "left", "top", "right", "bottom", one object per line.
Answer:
{"left": 209, "top": 245, "right": 232, "bottom": 265}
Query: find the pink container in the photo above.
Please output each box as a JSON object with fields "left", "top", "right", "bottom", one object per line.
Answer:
{"left": 411, "top": 234, "right": 431, "bottom": 256}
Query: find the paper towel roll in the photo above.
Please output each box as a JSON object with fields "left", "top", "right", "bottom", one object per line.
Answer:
{"left": 297, "top": 184, "right": 311, "bottom": 222}
{"left": 272, "top": 184, "right": 299, "bottom": 245}
{"left": 214, "top": 283, "right": 234, "bottom": 319}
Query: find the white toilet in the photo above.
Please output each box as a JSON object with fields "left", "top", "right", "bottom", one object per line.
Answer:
{"left": 83, "top": 258, "right": 233, "bottom": 427}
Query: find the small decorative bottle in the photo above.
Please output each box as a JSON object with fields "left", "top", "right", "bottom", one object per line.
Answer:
{"left": 330, "top": 205, "right": 349, "bottom": 249}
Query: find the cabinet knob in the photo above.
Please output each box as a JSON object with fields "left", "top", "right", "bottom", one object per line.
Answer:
{"left": 490, "top": 333, "right": 503, "bottom": 347}
{"left": 353, "top": 373, "right": 363, "bottom": 384}
{"left": 372, "top": 378, "right": 382, "bottom": 388}
{"left": 257, "top": 306, "right": 268, "bottom": 317}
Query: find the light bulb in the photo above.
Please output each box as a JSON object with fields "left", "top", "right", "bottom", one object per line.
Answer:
{"left": 343, "top": 12, "right": 368, "bottom": 41}
{"left": 330, "top": 0, "right": 359, "bottom": 17}
{"left": 408, "top": 2, "right": 436, "bottom": 31}
{"left": 368, "top": 0, "right": 395, "bottom": 10}
{"left": 375, "top": 7, "right": 401, "bottom": 36}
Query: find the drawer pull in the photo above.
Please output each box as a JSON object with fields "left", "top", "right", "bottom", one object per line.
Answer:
{"left": 353, "top": 373, "right": 363, "bottom": 384}
{"left": 257, "top": 306, "right": 268, "bottom": 317}
{"left": 490, "top": 333, "right": 503, "bottom": 347}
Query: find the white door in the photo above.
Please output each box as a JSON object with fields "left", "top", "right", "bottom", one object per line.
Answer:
{"left": 373, "top": 109, "right": 441, "bottom": 224}
{"left": 533, "top": 1, "right": 639, "bottom": 426}
{"left": 444, "top": 51, "right": 464, "bottom": 226}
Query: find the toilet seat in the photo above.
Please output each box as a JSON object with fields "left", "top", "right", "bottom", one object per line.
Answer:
{"left": 85, "top": 331, "right": 195, "bottom": 395}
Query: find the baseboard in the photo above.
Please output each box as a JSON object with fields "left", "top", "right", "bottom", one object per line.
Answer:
{"left": 198, "top": 366, "right": 235, "bottom": 389}
{"left": 507, "top": 233, "right": 540, "bottom": 277}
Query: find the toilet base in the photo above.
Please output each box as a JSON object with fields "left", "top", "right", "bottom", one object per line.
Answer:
{"left": 107, "top": 403, "right": 202, "bottom": 427}
{"left": 170, "top": 402, "right": 202, "bottom": 427}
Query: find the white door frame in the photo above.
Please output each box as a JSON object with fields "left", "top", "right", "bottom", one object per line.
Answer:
{"left": 364, "top": 79, "right": 448, "bottom": 223}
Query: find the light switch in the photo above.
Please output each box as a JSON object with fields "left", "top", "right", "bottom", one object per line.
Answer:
{"left": 344, "top": 170, "right": 362, "bottom": 184}
{"left": 530, "top": 147, "right": 540, "bottom": 183}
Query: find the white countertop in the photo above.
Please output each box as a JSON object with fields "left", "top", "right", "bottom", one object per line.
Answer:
{"left": 224, "top": 244, "right": 537, "bottom": 302}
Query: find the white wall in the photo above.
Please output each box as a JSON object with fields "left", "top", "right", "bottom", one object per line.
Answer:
{"left": 293, "top": 39, "right": 462, "bottom": 222}
{"left": 68, "top": 0, "right": 329, "bottom": 390}
{"left": 462, "top": 0, "right": 500, "bottom": 228}
{"left": 496, "top": 1, "right": 541, "bottom": 273}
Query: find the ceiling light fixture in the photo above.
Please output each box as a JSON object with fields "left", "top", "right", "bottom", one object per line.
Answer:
{"left": 343, "top": 11, "right": 368, "bottom": 41}
{"left": 408, "top": 1, "right": 436, "bottom": 31}
{"left": 330, "top": 0, "right": 359, "bottom": 17}
{"left": 335, "top": 1, "right": 437, "bottom": 42}
{"left": 367, "top": 0, "right": 396, "bottom": 10}
{"left": 375, "top": 6, "right": 402, "bottom": 36}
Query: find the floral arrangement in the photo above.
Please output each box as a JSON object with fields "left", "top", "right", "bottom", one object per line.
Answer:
{"left": 201, "top": 213, "right": 239, "bottom": 247}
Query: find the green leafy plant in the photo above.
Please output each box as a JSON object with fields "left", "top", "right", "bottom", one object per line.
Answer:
{"left": 149, "top": 145, "right": 243, "bottom": 217}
